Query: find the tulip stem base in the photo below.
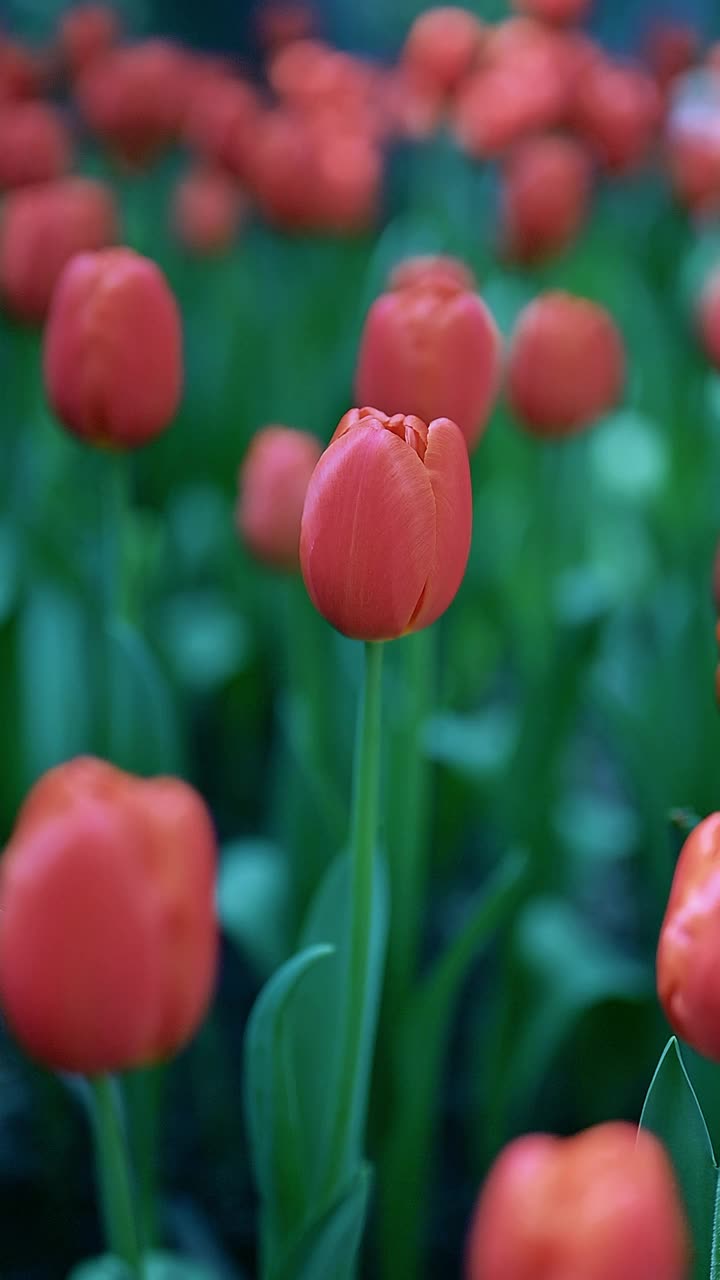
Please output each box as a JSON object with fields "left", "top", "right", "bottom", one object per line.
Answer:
{"left": 323, "top": 640, "right": 384, "bottom": 1200}
{"left": 89, "top": 1075, "right": 145, "bottom": 1278}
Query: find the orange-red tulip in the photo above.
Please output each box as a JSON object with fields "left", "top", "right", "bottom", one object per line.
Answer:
{"left": 0, "top": 101, "right": 72, "bottom": 189}
{"left": 43, "top": 247, "right": 182, "bottom": 448}
{"left": 511, "top": 0, "right": 590, "bottom": 24}
{"left": 402, "top": 8, "right": 485, "bottom": 97}
{"left": 76, "top": 40, "right": 190, "bottom": 166}
{"left": 0, "top": 177, "right": 118, "bottom": 322}
{"left": 657, "top": 812, "right": 720, "bottom": 1060}
{"left": 59, "top": 3, "right": 119, "bottom": 78}
{"left": 697, "top": 269, "right": 720, "bottom": 367}
{"left": 172, "top": 167, "right": 245, "bottom": 254}
{"left": 0, "top": 757, "right": 217, "bottom": 1075}
{"left": 300, "top": 407, "right": 472, "bottom": 640}
{"left": 501, "top": 134, "right": 593, "bottom": 262}
{"left": 236, "top": 425, "right": 323, "bottom": 571}
{"left": 389, "top": 254, "right": 475, "bottom": 293}
{"left": 355, "top": 262, "right": 501, "bottom": 451}
{"left": 573, "top": 57, "right": 662, "bottom": 173}
{"left": 466, "top": 1123, "right": 688, "bottom": 1280}
{"left": 183, "top": 73, "right": 259, "bottom": 175}
{"left": 507, "top": 292, "right": 625, "bottom": 435}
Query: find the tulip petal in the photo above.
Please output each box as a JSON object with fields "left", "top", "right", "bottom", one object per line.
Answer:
{"left": 300, "top": 423, "right": 435, "bottom": 641}
{"left": 409, "top": 417, "right": 472, "bottom": 632}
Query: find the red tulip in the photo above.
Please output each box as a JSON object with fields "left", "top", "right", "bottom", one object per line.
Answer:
{"left": 389, "top": 254, "right": 475, "bottom": 293}
{"left": 466, "top": 1123, "right": 688, "bottom": 1280}
{"left": 256, "top": 2, "right": 317, "bottom": 51}
{"left": 501, "top": 134, "right": 593, "bottom": 262}
{"left": 657, "top": 812, "right": 720, "bottom": 1060}
{"left": 645, "top": 22, "right": 698, "bottom": 93}
{"left": 697, "top": 269, "right": 720, "bottom": 367}
{"left": 573, "top": 57, "right": 662, "bottom": 173}
{"left": 402, "top": 8, "right": 485, "bottom": 97}
{"left": 76, "top": 40, "right": 190, "bottom": 166}
{"left": 511, "top": 0, "right": 590, "bottom": 24}
{"left": 355, "top": 262, "right": 501, "bottom": 451}
{"left": 300, "top": 407, "right": 472, "bottom": 640}
{"left": 43, "top": 247, "right": 183, "bottom": 448}
{"left": 59, "top": 4, "right": 119, "bottom": 78}
{"left": 236, "top": 425, "right": 323, "bottom": 571}
{"left": 0, "top": 101, "right": 72, "bottom": 189}
{"left": 0, "top": 757, "right": 217, "bottom": 1075}
{"left": 183, "top": 73, "right": 259, "bottom": 176}
{"left": 0, "top": 37, "right": 44, "bottom": 102}
{"left": 172, "top": 167, "right": 246, "bottom": 254}
{"left": 507, "top": 292, "right": 625, "bottom": 435}
{"left": 667, "top": 71, "right": 720, "bottom": 215}
{"left": 0, "top": 177, "right": 118, "bottom": 322}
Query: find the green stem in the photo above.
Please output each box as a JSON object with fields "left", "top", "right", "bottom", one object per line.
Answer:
{"left": 322, "top": 640, "right": 385, "bottom": 1199}
{"left": 100, "top": 452, "right": 131, "bottom": 759}
{"left": 89, "top": 1076, "right": 145, "bottom": 1277}
{"left": 123, "top": 1065, "right": 164, "bottom": 1251}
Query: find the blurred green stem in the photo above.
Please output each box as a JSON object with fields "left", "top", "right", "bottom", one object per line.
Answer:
{"left": 322, "top": 640, "right": 384, "bottom": 1199}
{"left": 100, "top": 452, "right": 131, "bottom": 759}
{"left": 124, "top": 1065, "right": 164, "bottom": 1251}
{"left": 89, "top": 1075, "right": 145, "bottom": 1278}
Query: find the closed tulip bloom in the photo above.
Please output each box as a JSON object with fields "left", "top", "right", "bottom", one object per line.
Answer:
{"left": 0, "top": 757, "right": 217, "bottom": 1075}
{"left": 300, "top": 407, "right": 472, "bottom": 640}
{"left": 236, "top": 425, "right": 323, "bottom": 571}
{"left": 501, "top": 134, "right": 592, "bottom": 262}
{"left": 76, "top": 40, "right": 190, "bottom": 166}
{"left": 355, "top": 266, "right": 501, "bottom": 451}
{"left": 59, "top": 4, "right": 119, "bottom": 78}
{"left": 573, "top": 58, "right": 662, "bottom": 173}
{"left": 402, "top": 8, "right": 485, "bottom": 96}
{"left": 0, "top": 177, "right": 118, "bottom": 322}
{"left": 43, "top": 247, "right": 182, "bottom": 448}
{"left": 389, "top": 254, "right": 475, "bottom": 293}
{"left": 657, "top": 812, "right": 720, "bottom": 1060}
{"left": 172, "top": 167, "right": 245, "bottom": 254}
{"left": 697, "top": 270, "right": 720, "bottom": 368}
{"left": 507, "top": 292, "right": 625, "bottom": 435}
{"left": 0, "top": 101, "right": 72, "bottom": 189}
{"left": 466, "top": 1123, "right": 688, "bottom": 1280}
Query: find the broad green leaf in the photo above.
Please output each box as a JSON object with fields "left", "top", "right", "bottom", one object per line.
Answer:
{"left": 244, "top": 944, "right": 334, "bottom": 1234}
{"left": 218, "top": 839, "right": 291, "bottom": 975}
{"left": 639, "top": 1037, "right": 717, "bottom": 1280}
{"left": 291, "top": 1165, "right": 372, "bottom": 1280}
{"left": 378, "top": 852, "right": 527, "bottom": 1280}
{"left": 107, "top": 619, "right": 182, "bottom": 774}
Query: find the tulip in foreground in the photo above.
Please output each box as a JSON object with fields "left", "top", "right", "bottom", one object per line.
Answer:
{"left": 43, "top": 246, "right": 183, "bottom": 448}
{"left": 236, "top": 425, "right": 323, "bottom": 571}
{"left": 507, "top": 291, "right": 625, "bottom": 435}
{"left": 300, "top": 407, "right": 472, "bottom": 640}
{"left": 657, "top": 811, "right": 720, "bottom": 1060}
{"left": 0, "top": 757, "right": 217, "bottom": 1075}
{"left": 466, "top": 1122, "right": 688, "bottom": 1280}
{"left": 355, "top": 259, "right": 501, "bottom": 451}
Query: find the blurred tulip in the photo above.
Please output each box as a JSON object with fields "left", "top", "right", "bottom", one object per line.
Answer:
{"left": 0, "top": 757, "right": 217, "bottom": 1075}
{"left": 172, "top": 166, "right": 246, "bottom": 254}
{"left": 573, "top": 57, "right": 662, "bottom": 173}
{"left": 402, "top": 7, "right": 484, "bottom": 97}
{"left": 236, "top": 425, "right": 323, "bottom": 571}
{"left": 697, "top": 268, "right": 720, "bottom": 366}
{"left": 501, "top": 133, "right": 592, "bottom": 262}
{"left": 507, "top": 292, "right": 625, "bottom": 435}
{"left": 0, "top": 100, "right": 72, "bottom": 189}
{"left": 511, "top": 0, "right": 590, "bottom": 23}
{"left": 183, "top": 73, "right": 260, "bottom": 176}
{"left": 0, "top": 176, "right": 117, "bottom": 322}
{"left": 383, "top": 64, "right": 447, "bottom": 140}
{"left": 355, "top": 262, "right": 501, "bottom": 450}
{"left": 43, "top": 247, "right": 182, "bottom": 448}
{"left": 0, "top": 37, "right": 44, "bottom": 101}
{"left": 76, "top": 39, "right": 190, "bottom": 166}
{"left": 256, "top": 2, "right": 316, "bottom": 50}
{"left": 667, "top": 70, "right": 720, "bottom": 214}
{"left": 59, "top": 4, "right": 119, "bottom": 78}
{"left": 645, "top": 21, "right": 698, "bottom": 93}
{"left": 657, "top": 812, "right": 720, "bottom": 1061}
{"left": 389, "top": 254, "right": 475, "bottom": 292}
{"left": 300, "top": 406, "right": 472, "bottom": 640}
{"left": 466, "top": 1123, "right": 688, "bottom": 1280}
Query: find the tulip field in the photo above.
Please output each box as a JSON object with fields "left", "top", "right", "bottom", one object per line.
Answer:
{"left": 4, "top": 1, "right": 720, "bottom": 1277}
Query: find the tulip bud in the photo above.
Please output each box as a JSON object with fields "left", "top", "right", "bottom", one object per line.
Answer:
{"left": 501, "top": 134, "right": 592, "bottom": 263}
{"left": 507, "top": 291, "right": 625, "bottom": 436}
{"left": 172, "top": 166, "right": 245, "bottom": 254}
{"left": 76, "top": 40, "right": 190, "bottom": 166}
{"left": 402, "top": 8, "right": 485, "bottom": 97}
{"left": 300, "top": 407, "right": 472, "bottom": 640}
{"left": 0, "top": 177, "right": 118, "bottom": 322}
{"left": 0, "top": 101, "right": 72, "bottom": 190}
{"left": 573, "top": 57, "right": 662, "bottom": 174}
{"left": 466, "top": 1123, "right": 688, "bottom": 1280}
{"left": 389, "top": 254, "right": 475, "bottom": 293}
{"left": 697, "top": 269, "right": 720, "bottom": 368}
{"left": 657, "top": 812, "right": 720, "bottom": 1060}
{"left": 43, "top": 247, "right": 183, "bottom": 449}
{"left": 59, "top": 4, "right": 119, "bottom": 79}
{"left": 236, "top": 425, "right": 323, "bottom": 571}
{"left": 355, "top": 262, "right": 502, "bottom": 451}
{"left": 0, "top": 757, "right": 217, "bottom": 1075}
{"left": 511, "top": 0, "right": 590, "bottom": 23}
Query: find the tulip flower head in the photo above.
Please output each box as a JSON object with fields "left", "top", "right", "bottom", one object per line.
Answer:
{"left": 402, "top": 8, "right": 485, "bottom": 97}
{"left": 172, "top": 166, "right": 246, "bottom": 254}
{"left": 0, "top": 757, "right": 217, "bottom": 1076}
{"left": 237, "top": 425, "right": 323, "bottom": 571}
{"left": 697, "top": 267, "right": 720, "bottom": 367}
{"left": 658, "top": 812, "right": 720, "bottom": 1060}
{"left": 466, "top": 1122, "right": 688, "bottom": 1280}
{"left": 501, "top": 133, "right": 593, "bottom": 262}
{"left": 573, "top": 57, "right": 662, "bottom": 174}
{"left": 300, "top": 407, "right": 472, "bottom": 640}
{"left": 355, "top": 260, "right": 502, "bottom": 451}
{"left": 507, "top": 291, "right": 625, "bottom": 435}
{"left": 43, "top": 246, "right": 183, "bottom": 449}
{"left": 60, "top": 4, "right": 120, "bottom": 78}
{"left": 0, "top": 101, "right": 72, "bottom": 190}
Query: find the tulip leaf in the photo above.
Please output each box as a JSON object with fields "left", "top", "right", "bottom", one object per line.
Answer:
{"left": 18, "top": 582, "right": 91, "bottom": 783}
{"left": 106, "top": 618, "right": 182, "bottom": 774}
{"left": 244, "top": 943, "right": 335, "bottom": 1238}
{"left": 67, "top": 1254, "right": 221, "bottom": 1280}
{"left": 639, "top": 1037, "right": 718, "bottom": 1280}
{"left": 289, "top": 1164, "right": 373, "bottom": 1280}
{"left": 67, "top": 1259, "right": 131, "bottom": 1280}
{"left": 378, "top": 851, "right": 527, "bottom": 1280}
{"left": 218, "top": 839, "right": 291, "bottom": 975}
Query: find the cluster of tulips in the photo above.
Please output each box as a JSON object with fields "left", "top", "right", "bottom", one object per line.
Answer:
{"left": 5, "top": 0, "right": 720, "bottom": 1278}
